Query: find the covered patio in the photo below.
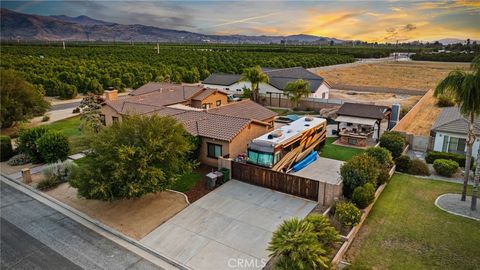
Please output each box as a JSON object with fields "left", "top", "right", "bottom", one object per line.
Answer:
{"left": 334, "top": 103, "right": 391, "bottom": 147}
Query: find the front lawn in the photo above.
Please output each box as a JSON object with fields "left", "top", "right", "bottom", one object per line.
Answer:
{"left": 319, "top": 137, "right": 364, "bottom": 161}
{"left": 45, "top": 116, "right": 88, "bottom": 154}
{"left": 346, "top": 174, "right": 479, "bottom": 270}
{"left": 170, "top": 171, "right": 202, "bottom": 193}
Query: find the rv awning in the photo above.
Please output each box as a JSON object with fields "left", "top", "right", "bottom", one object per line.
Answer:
{"left": 335, "top": 116, "right": 377, "bottom": 126}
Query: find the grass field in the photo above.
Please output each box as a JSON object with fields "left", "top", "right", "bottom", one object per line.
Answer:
{"left": 319, "top": 137, "right": 364, "bottom": 161}
{"left": 170, "top": 171, "right": 202, "bottom": 193}
{"left": 317, "top": 61, "right": 470, "bottom": 92}
{"left": 46, "top": 116, "right": 88, "bottom": 154}
{"left": 346, "top": 174, "right": 479, "bottom": 270}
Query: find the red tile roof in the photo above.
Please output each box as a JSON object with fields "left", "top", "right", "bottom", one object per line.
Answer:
{"left": 207, "top": 100, "right": 277, "bottom": 122}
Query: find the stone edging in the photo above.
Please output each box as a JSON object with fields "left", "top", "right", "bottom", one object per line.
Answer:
{"left": 434, "top": 193, "right": 480, "bottom": 221}
{"left": 1, "top": 174, "right": 192, "bottom": 270}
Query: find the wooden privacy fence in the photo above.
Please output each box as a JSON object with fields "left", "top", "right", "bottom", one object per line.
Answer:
{"left": 231, "top": 161, "right": 319, "bottom": 201}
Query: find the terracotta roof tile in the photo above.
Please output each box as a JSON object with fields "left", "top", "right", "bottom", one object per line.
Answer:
{"left": 207, "top": 100, "right": 277, "bottom": 122}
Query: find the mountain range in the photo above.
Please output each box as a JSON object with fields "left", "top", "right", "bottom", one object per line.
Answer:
{"left": 0, "top": 8, "right": 342, "bottom": 44}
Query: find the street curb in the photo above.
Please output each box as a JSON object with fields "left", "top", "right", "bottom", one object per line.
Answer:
{"left": 1, "top": 174, "right": 192, "bottom": 270}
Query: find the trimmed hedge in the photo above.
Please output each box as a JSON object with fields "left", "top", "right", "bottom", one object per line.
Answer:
{"left": 340, "top": 154, "right": 380, "bottom": 198}
{"left": 395, "top": 155, "right": 412, "bottom": 173}
{"left": 426, "top": 151, "right": 467, "bottom": 167}
{"left": 0, "top": 135, "right": 13, "bottom": 161}
{"left": 352, "top": 183, "right": 375, "bottom": 209}
{"left": 433, "top": 159, "right": 459, "bottom": 177}
{"left": 334, "top": 201, "right": 362, "bottom": 228}
{"left": 379, "top": 131, "right": 406, "bottom": 158}
{"left": 36, "top": 131, "right": 70, "bottom": 163}
{"left": 365, "top": 147, "right": 393, "bottom": 168}
{"left": 18, "top": 126, "right": 48, "bottom": 163}
{"left": 409, "top": 159, "right": 431, "bottom": 176}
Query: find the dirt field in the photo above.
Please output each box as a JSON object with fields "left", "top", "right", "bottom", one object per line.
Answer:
{"left": 329, "top": 90, "right": 421, "bottom": 109}
{"left": 46, "top": 182, "right": 188, "bottom": 240}
{"left": 317, "top": 61, "right": 470, "bottom": 93}
{"left": 395, "top": 91, "right": 442, "bottom": 136}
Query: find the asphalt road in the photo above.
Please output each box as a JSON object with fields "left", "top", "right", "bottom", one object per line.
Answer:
{"left": 0, "top": 181, "right": 163, "bottom": 270}
{"left": 50, "top": 101, "right": 81, "bottom": 111}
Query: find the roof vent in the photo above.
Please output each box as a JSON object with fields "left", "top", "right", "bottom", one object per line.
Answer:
{"left": 305, "top": 116, "right": 314, "bottom": 122}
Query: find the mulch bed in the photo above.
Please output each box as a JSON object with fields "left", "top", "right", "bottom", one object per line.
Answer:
{"left": 184, "top": 164, "right": 217, "bottom": 202}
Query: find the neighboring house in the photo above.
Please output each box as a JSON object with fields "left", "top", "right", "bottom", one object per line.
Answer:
{"left": 101, "top": 84, "right": 277, "bottom": 166}
{"left": 431, "top": 106, "right": 480, "bottom": 158}
{"left": 129, "top": 82, "right": 228, "bottom": 109}
{"left": 202, "top": 67, "right": 331, "bottom": 99}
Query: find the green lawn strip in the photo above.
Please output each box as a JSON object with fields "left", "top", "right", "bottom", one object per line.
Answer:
{"left": 45, "top": 116, "right": 88, "bottom": 154}
{"left": 319, "top": 137, "right": 364, "bottom": 161}
{"left": 347, "top": 174, "right": 479, "bottom": 270}
{"left": 170, "top": 171, "right": 202, "bottom": 193}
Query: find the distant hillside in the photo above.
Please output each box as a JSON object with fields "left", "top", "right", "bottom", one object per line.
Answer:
{"left": 0, "top": 8, "right": 342, "bottom": 44}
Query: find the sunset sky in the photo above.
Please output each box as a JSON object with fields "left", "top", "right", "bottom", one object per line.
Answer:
{"left": 3, "top": 0, "right": 480, "bottom": 42}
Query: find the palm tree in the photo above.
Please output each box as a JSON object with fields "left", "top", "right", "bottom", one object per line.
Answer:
{"left": 283, "top": 79, "right": 311, "bottom": 109}
{"left": 434, "top": 55, "right": 480, "bottom": 206}
{"left": 268, "top": 217, "right": 331, "bottom": 270}
{"left": 241, "top": 66, "right": 269, "bottom": 102}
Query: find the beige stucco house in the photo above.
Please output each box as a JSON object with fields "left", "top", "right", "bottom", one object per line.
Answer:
{"left": 101, "top": 83, "right": 277, "bottom": 166}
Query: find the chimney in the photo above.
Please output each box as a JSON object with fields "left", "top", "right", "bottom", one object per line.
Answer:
{"left": 105, "top": 87, "right": 118, "bottom": 101}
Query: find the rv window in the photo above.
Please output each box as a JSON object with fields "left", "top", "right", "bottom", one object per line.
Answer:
{"left": 247, "top": 150, "right": 273, "bottom": 167}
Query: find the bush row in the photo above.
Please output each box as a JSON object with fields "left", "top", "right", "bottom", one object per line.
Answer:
{"left": 395, "top": 155, "right": 430, "bottom": 176}
{"left": 426, "top": 151, "right": 468, "bottom": 167}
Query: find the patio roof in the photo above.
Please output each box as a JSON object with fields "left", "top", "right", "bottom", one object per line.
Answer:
{"left": 335, "top": 115, "right": 377, "bottom": 126}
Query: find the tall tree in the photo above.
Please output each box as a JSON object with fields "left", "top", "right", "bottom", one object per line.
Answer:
{"left": 283, "top": 79, "right": 311, "bottom": 109}
{"left": 69, "top": 114, "right": 195, "bottom": 201}
{"left": 0, "top": 70, "right": 50, "bottom": 128}
{"left": 241, "top": 66, "right": 269, "bottom": 102}
{"left": 79, "top": 93, "right": 104, "bottom": 133}
{"left": 434, "top": 55, "right": 480, "bottom": 206}
{"left": 470, "top": 55, "right": 480, "bottom": 210}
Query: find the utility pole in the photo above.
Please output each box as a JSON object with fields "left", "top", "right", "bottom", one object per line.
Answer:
{"left": 63, "top": 41, "right": 65, "bottom": 50}
{"left": 157, "top": 42, "right": 160, "bottom": 54}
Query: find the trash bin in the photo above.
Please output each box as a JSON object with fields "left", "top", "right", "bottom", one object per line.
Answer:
{"left": 213, "top": 171, "right": 224, "bottom": 185}
{"left": 206, "top": 172, "right": 217, "bottom": 189}
{"left": 218, "top": 168, "right": 230, "bottom": 182}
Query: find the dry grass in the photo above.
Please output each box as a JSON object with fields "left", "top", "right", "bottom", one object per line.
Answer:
{"left": 329, "top": 90, "right": 421, "bottom": 109}
{"left": 46, "top": 182, "right": 188, "bottom": 240}
{"left": 317, "top": 61, "right": 470, "bottom": 92}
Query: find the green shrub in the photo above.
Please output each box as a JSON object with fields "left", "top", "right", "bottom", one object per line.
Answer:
{"left": 41, "top": 115, "right": 50, "bottom": 122}
{"left": 303, "top": 214, "right": 340, "bottom": 256}
{"left": 365, "top": 147, "right": 393, "bottom": 168}
{"left": 433, "top": 159, "right": 459, "bottom": 177}
{"left": 334, "top": 201, "right": 362, "bottom": 228}
{"left": 377, "top": 168, "right": 391, "bottom": 185}
{"left": 425, "top": 151, "right": 467, "bottom": 167}
{"left": 379, "top": 131, "right": 406, "bottom": 158}
{"left": 7, "top": 153, "right": 31, "bottom": 166}
{"left": 0, "top": 135, "right": 13, "bottom": 161}
{"left": 409, "top": 159, "right": 430, "bottom": 176}
{"left": 59, "top": 83, "right": 78, "bottom": 99}
{"left": 436, "top": 94, "right": 456, "bottom": 107}
{"left": 395, "top": 155, "right": 412, "bottom": 173}
{"left": 38, "top": 161, "right": 77, "bottom": 191}
{"left": 352, "top": 183, "right": 376, "bottom": 209}
{"left": 36, "top": 131, "right": 70, "bottom": 163}
{"left": 18, "top": 126, "right": 48, "bottom": 163}
{"left": 340, "top": 154, "right": 380, "bottom": 198}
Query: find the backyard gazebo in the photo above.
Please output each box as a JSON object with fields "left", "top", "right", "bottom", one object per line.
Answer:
{"left": 335, "top": 103, "right": 391, "bottom": 147}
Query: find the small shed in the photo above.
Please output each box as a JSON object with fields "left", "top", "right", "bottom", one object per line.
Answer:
{"left": 335, "top": 103, "right": 391, "bottom": 146}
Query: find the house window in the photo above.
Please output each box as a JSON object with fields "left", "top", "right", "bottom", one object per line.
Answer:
{"left": 202, "top": 103, "right": 212, "bottom": 109}
{"left": 442, "top": 136, "right": 466, "bottom": 154}
{"left": 112, "top": 116, "right": 119, "bottom": 124}
{"left": 322, "top": 92, "right": 326, "bottom": 99}
{"left": 100, "top": 114, "right": 106, "bottom": 126}
{"left": 216, "top": 100, "right": 221, "bottom": 106}
{"left": 207, "top": 143, "right": 222, "bottom": 159}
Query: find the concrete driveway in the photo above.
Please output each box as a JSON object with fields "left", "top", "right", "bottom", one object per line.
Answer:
{"left": 141, "top": 180, "right": 317, "bottom": 270}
